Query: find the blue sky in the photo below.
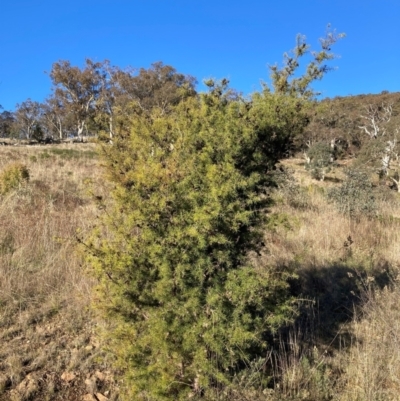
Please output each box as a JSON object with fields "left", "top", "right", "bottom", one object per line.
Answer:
{"left": 1, "top": 0, "right": 399, "bottom": 111}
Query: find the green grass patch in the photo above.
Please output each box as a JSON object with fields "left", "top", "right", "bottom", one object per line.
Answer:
{"left": 48, "top": 148, "right": 97, "bottom": 160}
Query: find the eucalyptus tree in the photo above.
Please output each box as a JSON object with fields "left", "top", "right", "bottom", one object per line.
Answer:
{"left": 14, "top": 99, "right": 43, "bottom": 140}
{"left": 359, "top": 102, "right": 393, "bottom": 139}
{"left": 93, "top": 60, "right": 121, "bottom": 141}
{"left": 94, "top": 61, "right": 197, "bottom": 142}
{"left": 49, "top": 59, "right": 104, "bottom": 139}
{"left": 40, "top": 97, "right": 68, "bottom": 140}
{"left": 113, "top": 61, "right": 197, "bottom": 115}
{"left": 0, "top": 108, "right": 15, "bottom": 138}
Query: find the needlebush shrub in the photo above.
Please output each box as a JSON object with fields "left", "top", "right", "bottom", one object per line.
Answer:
{"left": 0, "top": 163, "right": 30, "bottom": 195}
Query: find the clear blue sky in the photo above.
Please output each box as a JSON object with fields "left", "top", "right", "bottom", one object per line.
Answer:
{"left": 1, "top": 0, "right": 399, "bottom": 111}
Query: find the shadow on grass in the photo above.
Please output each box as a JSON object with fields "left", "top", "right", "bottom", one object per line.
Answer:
{"left": 324, "top": 176, "right": 342, "bottom": 184}
{"left": 277, "top": 259, "right": 393, "bottom": 351}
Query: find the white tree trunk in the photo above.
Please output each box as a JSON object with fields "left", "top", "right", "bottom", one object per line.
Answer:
{"left": 77, "top": 120, "right": 85, "bottom": 140}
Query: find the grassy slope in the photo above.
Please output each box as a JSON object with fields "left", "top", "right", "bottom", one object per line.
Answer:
{"left": 0, "top": 144, "right": 118, "bottom": 401}
{"left": 1, "top": 141, "right": 400, "bottom": 400}
{"left": 261, "top": 157, "right": 400, "bottom": 401}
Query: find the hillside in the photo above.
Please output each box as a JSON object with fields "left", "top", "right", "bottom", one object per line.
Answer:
{"left": 302, "top": 91, "right": 400, "bottom": 154}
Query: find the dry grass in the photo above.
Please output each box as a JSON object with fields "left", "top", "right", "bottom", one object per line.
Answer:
{"left": 254, "top": 158, "right": 400, "bottom": 401}
{"left": 0, "top": 144, "right": 118, "bottom": 401}
{"left": 2, "top": 148, "right": 400, "bottom": 400}
{"left": 267, "top": 158, "right": 400, "bottom": 270}
{"left": 336, "top": 285, "right": 400, "bottom": 401}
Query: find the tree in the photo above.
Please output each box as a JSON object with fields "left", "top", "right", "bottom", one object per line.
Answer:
{"left": 268, "top": 27, "right": 345, "bottom": 99}
{"left": 353, "top": 100, "right": 400, "bottom": 190}
{"left": 49, "top": 59, "right": 103, "bottom": 139}
{"left": 14, "top": 99, "right": 42, "bottom": 140}
{"left": 359, "top": 102, "right": 393, "bottom": 139}
{"left": 41, "top": 97, "right": 67, "bottom": 140}
{"left": 94, "top": 62, "right": 197, "bottom": 142}
{"left": 84, "top": 32, "right": 343, "bottom": 400}
{"left": 92, "top": 61, "right": 196, "bottom": 142}
{"left": 301, "top": 100, "right": 351, "bottom": 154}
{"left": 0, "top": 108, "right": 15, "bottom": 138}
{"left": 113, "top": 61, "right": 196, "bottom": 114}
{"left": 266, "top": 27, "right": 345, "bottom": 153}
{"left": 95, "top": 60, "right": 118, "bottom": 141}
{"left": 86, "top": 87, "right": 299, "bottom": 400}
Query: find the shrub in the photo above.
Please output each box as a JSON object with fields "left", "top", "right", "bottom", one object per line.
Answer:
{"left": 85, "top": 86, "right": 308, "bottom": 400}
{"left": 272, "top": 167, "right": 311, "bottom": 210}
{"left": 85, "top": 32, "right": 343, "bottom": 399}
{"left": 305, "top": 142, "right": 333, "bottom": 181}
{"left": 327, "top": 168, "right": 376, "bottom": 219}
{"left": 0, "top": 163, "right": 30, "bottom": 195}
{"left": 353, "top": 139, "right": 387, "bottom": 174}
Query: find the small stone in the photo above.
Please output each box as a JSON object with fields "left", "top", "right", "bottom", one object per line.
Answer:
{"left": 61, "top": 372, "right": 76, "bottom": 382}
{"left": 96, "top": 393, "right": 109, "bottom": 401}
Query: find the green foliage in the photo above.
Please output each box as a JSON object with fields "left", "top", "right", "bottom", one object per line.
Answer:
{"left": 85, "top": 32, "right": 343, "bottom": 399}
{"left": 31, "top": 123, "right": 44, "bottom": 142}
{"left": 85, "top": 85, "right": 311, "bottom": 400}
{"left": 39, "top": 151, "right": 52, "bottom": 160}
{"left": 48, "top": 148, "right": 97, "bottom": 160}
{"left": 305, "top": 142, "right": 333, "bottom": 180}
{"left": 327, "top": 169, "right": 376, "bottom": 219}
{"left": 268, "top": 27, "right": 345, "bottom": 99}
{"left": 267, "top": 213, "right": 294, "bottom": 232}
{"left": 353, "top": 139, "right": 387, "bottom": 174}
{"left": 0, "top": 163, "right": 30, "bottom": 195}
{"left": 272, "top": 167, "right": 311, "bottom": 210}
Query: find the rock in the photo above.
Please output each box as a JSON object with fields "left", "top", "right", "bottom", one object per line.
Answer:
{"left": 61, "top": 371, "right": 76, "bottom": 382}
{"left": 82, "top": 395, "right": 97, "bottom": 401}
{"left": 95, "top": 393, "right": 109, "bottom": 401}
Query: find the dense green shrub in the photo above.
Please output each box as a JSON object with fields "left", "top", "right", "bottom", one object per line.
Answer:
{"left": 85, "top": 32, "right": 343, "bottom": 400}
{"left": 0, "top": 163, "right": 30, "bottom": 195}
{"left": 85, "top": 86, "right": 311, "bottom": 400}
{"left": 327, "top": 168, "right": 376, "bottom": 218}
